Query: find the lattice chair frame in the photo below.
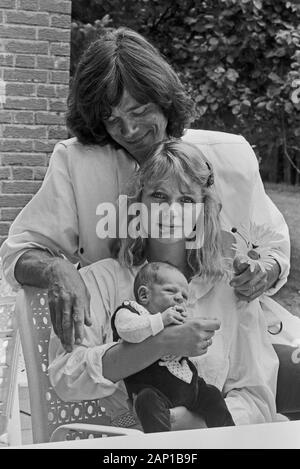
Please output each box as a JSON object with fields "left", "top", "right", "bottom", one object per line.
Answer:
{"left": 0, "top": 295, "right": 19, "bottom": 445}
{"left": 15, "top": 287, "right": 142, "bottom": 443}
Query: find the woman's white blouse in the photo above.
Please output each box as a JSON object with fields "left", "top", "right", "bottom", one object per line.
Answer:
{"left": 48, "top": 258, "right": 284, "bottom": 426}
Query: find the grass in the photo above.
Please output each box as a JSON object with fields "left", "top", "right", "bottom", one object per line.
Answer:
{"left": 265, "top": 183, "right": 300, "bottom": 318}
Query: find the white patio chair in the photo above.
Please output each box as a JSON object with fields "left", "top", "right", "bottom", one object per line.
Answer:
{"left": 15, "top": 287, "right": 142, "bottom": 443}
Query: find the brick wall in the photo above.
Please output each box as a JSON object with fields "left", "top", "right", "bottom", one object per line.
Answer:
{"left": 0, "top": 0, "right": 72, "bottom": 246}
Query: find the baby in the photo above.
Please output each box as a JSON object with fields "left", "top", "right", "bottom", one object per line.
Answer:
{"left": 111, "top": 261, "right": 235, "bottom": 433}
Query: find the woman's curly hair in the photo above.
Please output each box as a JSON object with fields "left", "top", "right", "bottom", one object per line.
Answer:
{"left": 66, "top": 27, "right": 195, "bottom": 146}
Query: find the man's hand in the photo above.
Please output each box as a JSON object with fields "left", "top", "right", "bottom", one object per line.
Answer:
{"left": 161, "top": 305, "right": 187, "bottom": 326}
{"left": 230, "top": 255, "right": 280, "bottom": 302}
{"left": 15, "top": 250, "right": 92, "bottom": 352}
{"left": 45, "top": 258, "right": 92, "bottom": 352}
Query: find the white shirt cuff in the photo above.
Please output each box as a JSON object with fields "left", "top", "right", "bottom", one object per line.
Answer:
{"left": 149, "top": 313, "right": 164, "bottom": 336}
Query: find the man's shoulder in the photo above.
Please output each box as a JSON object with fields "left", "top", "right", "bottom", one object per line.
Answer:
{"left": 182, "top": 129, "right": 246, "bottom": 146}
{"left": 58, "top": 136, "right": 79, "bottom": 148}
{"left": 51, "top": 137, "right": 100, "bottom": 160}
{"left": 56, "top": 137, "right": 116, "bottom": 156}
{"left": 183, "top": 128, "right": 258, "bottom": 176}
{"left": 51, "top": 138, "right": 133, "bottom": 172}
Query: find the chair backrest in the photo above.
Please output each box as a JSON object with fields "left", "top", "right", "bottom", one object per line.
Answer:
{"left": 16, "top": 287, "right": 111, "bottom": 444}
{"left": 0, "top": 295, "right": 19, "bottom": 445}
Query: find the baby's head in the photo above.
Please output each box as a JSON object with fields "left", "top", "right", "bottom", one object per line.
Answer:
{"left": 134, "top": 262, "right": 189, "bottom": 315}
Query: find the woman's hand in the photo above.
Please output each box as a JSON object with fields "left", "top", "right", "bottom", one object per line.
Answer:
{"left": 160, "top": 318, "right": 220, "bottom": 357}
{"left": 45, "top": 258, "right": 92, "bottom": 352}
{"left": 230, "top": 256, "right": 281, "bottom": 302}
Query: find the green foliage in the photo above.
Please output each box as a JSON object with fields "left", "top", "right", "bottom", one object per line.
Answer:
{"left": 71, "top": 0, "right": 300, "bottom": 184}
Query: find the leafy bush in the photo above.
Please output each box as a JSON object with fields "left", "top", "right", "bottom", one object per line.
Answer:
{"left": 71, "top": 0, "right": 300, "bottom": 184}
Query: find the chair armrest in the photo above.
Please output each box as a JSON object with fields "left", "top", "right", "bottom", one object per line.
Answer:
{"left": 50, "top": 423, "right": 143, "bottom": 442}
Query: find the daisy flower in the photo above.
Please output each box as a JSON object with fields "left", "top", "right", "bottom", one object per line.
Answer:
{"left": 231, "top": 222, "right": 282, "bottom": 273}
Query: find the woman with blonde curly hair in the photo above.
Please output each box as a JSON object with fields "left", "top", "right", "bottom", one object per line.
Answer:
{"left": 49, "top": 140, "right": 282, "bottom": 430}
{"left": 118, "top": 140, "right": 222, "bottom": 277}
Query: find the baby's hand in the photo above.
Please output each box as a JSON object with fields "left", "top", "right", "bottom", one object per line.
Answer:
{"left": 161, "top": 305, "right": 187, "bottom": 327}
